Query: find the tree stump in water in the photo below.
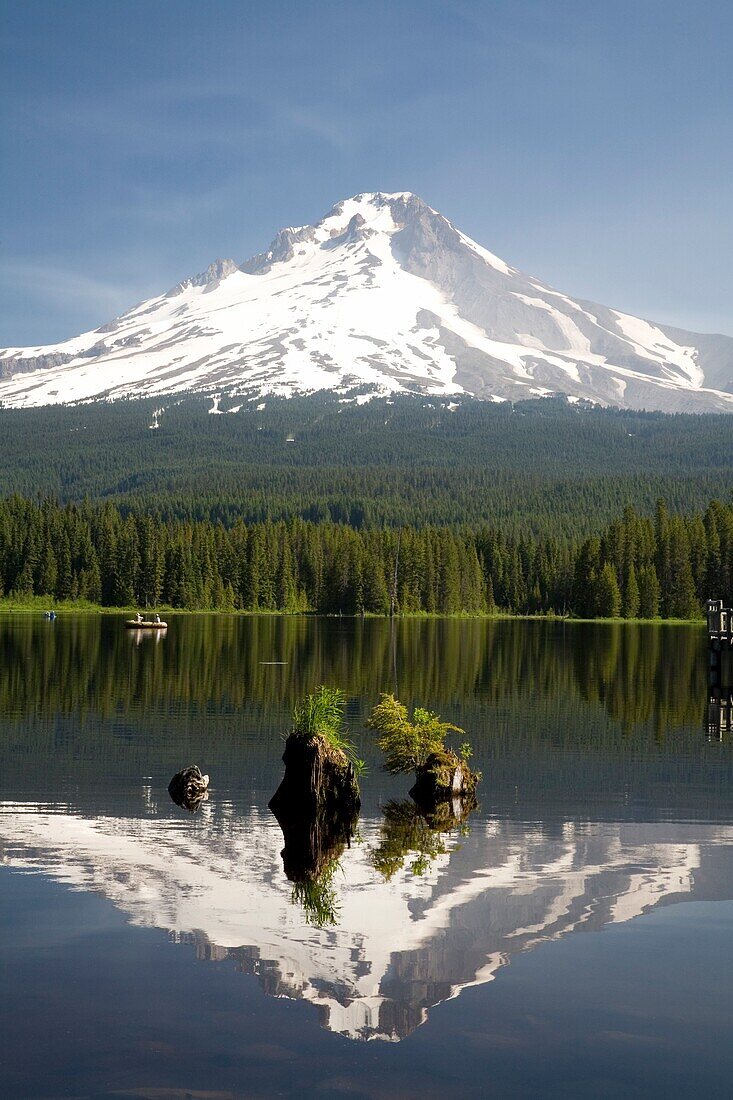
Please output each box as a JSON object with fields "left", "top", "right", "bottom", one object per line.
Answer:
{"left": 168, "top": 764, "right": 210, "bottom": 813}
{"left": 409, "top": 748, "right": 479, "bottom": 806}
{"left": 268, "top": 733, "right": 361, "bottom": 883}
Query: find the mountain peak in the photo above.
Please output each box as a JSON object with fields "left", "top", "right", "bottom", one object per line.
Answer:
{"left": 0, "top": 193, "right": 731, "bottom": 411}
{"left": 240, "top": 191, "right": 434, "bottom": 275}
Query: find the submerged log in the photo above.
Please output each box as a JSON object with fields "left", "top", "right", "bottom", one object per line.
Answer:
{"left": 409, "top": 748, "right": 479, "bottom": 806}
{"left": 168, "top": 764, "right": 210, "bottom": 813}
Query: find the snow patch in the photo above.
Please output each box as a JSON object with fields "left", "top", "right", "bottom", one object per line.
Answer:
{"left": 611, "top": 310, "right": 703, "bottom": 387}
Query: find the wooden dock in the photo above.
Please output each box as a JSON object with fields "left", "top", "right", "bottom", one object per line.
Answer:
{"left": 707, "top": 599, "right": 733, "bottom": 647}
{"left": 707, "top": 601, "right": 733, "bottom": 738}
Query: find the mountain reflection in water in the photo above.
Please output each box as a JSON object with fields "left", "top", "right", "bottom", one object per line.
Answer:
{"left": 1, "top": 613, "right": 732, "bottom": 1048}
{"left": 2, "top": 802, "right": 732, "bottom": 1041}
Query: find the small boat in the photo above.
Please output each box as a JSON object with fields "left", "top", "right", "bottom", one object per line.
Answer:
{"left": 124, "top": 618, "right": 168, "bottom": 629}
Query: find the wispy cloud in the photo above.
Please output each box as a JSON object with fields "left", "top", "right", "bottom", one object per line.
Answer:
{"left": 22, "top": 77, "right": 359, "bottom": 157}
{"left": 282, "top": 106, "right": 356, "bottom": 153}
{"left": 0, "top": 260, "right": 141, "bottom": 325}
{"left": 25, "top": 97, "right": 259, "bottom": 155}
{"left": 110, "top": 178, "right": 252, "bottom": 229}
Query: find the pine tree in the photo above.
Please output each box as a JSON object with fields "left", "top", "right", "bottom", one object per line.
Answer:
{"left": 485, "top": 574, "right": 495, "bottom": 614}
{"left": 138, "top": 516, "right": 164, "bottom": 608}
{"left": 437, "top": 533, "right": 461, "bottom": 613}
{"left": 595, "top": 562, "right": 621, "bottom": 618}
{"left": 56, "top": 533, "right": 73, "bottom": 600}
{"left": 638, "top": 563, "right": 660, "bottom": 618}
{"left": 572, "top": 537, "right": 601, "bottom": 617}
{"left": 276, "top": 535, "right": 298, "bottom": 611}
{"left": 655, "top": 499, "right": 672, "bottom": 615}
{"left": 622, "top": 561, "right": 640, "bottom": 619}
{"left": 667, "top": 519, "right": 698, "bottom": 618}
{"left": 37, "top": 537, "right": 58, "bottom": 596}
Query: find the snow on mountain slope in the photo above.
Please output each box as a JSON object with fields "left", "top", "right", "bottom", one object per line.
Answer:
{"left": 1, "top": 192, "right": 732, "bottom": 411}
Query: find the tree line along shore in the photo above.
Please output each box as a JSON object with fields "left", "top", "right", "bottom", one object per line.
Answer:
{"left": 0, "top": 495, "right": 730, "bottom": 619}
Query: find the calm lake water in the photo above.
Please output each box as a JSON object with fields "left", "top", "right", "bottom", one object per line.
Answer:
{"left": 1, "top": 614, "right": 732, "bottom": 1099}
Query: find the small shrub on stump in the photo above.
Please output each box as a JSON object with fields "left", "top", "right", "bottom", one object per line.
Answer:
{"left": 367, "top": 693, "right": 480, "bottom": 802}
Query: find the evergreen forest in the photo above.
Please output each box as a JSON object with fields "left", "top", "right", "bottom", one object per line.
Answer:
{"left": 0, "top": 493, "right": 730, "bottom": 618}
{"left": 0, "top": 392, "right": 732, "bottom": 537}
{"left": 1, "top": 392, "right": 731, "bottom": 617}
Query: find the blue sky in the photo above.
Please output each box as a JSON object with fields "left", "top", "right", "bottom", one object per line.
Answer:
{"left": 2, "top": 0, "right": 731, "bottom": 345}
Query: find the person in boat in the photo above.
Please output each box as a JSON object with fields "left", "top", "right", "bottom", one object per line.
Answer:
{"left": 136, "top": 612, "right": 143, "bottom": 623}
{"left": 154, "top": 614, "right": 161, "bottom": 624}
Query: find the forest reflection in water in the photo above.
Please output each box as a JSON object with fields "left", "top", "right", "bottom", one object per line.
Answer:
{"left": 0, "top": 612, "right": 727, "bottom": 822}
{"left": 0, "top": 611, "right": 709, "bottom": 733}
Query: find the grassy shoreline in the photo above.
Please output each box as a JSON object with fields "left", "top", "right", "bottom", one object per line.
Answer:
{"left": 0, "top": 598, "right": 705, "bottom": 625}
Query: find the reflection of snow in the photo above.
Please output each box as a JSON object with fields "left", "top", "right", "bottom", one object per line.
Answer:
{"left": 1, "top": 802, "right": 731, "bottom": 1041}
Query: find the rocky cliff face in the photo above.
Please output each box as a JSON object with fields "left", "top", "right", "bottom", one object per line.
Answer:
{"left": 165, "top": 257, "right": 240, "bottom": 297}
{"left": 0, "top": 351, "right": 76, "bottom": 379}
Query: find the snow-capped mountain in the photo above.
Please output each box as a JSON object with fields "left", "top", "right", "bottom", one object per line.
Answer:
{"left": 1, "top": 191, "right": 732, "bottom": 411}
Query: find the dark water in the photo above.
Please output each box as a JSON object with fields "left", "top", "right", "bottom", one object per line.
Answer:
{"left": 1, "top": 614, "right": 732, "bottom": 1099}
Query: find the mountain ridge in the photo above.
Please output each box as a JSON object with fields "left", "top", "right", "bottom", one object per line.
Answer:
{"left": 1, "top": 191, "right": 732, "bottom": 411}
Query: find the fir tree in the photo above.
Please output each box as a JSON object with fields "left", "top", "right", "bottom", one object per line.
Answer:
{"left": 595, "top": 562, "right": 621, "bottom": 618}
{"left": 622, "top": 561, "right": 640, "bottom": 619}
